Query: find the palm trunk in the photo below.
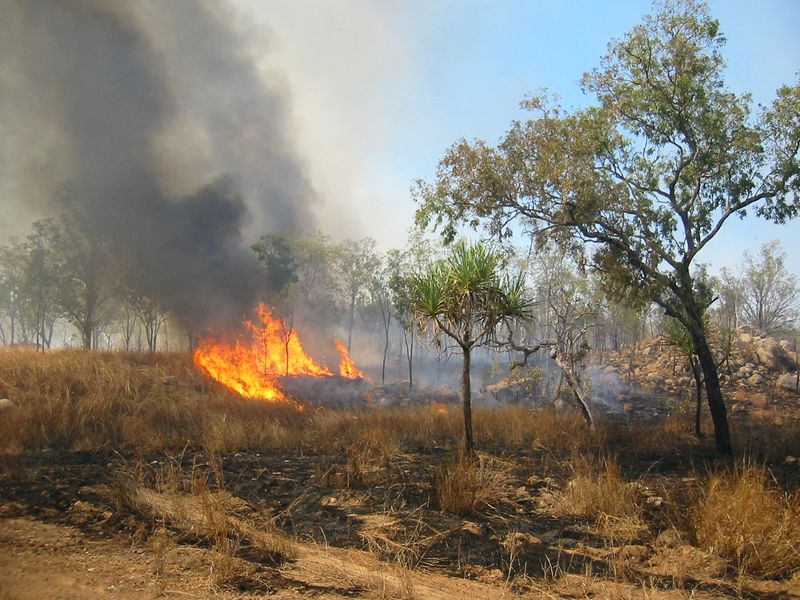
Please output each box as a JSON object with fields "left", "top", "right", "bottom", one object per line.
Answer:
{"left": 461, "top": 345, "right": 474, "bottom": 455}
{"left": 405, "top": 327, "right": 414, "bottom": 390}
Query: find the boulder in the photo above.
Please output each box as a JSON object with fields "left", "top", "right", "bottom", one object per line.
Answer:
{"left": 754, "top": 337, "right": 795, "bottom": 371}
{"left": 645, "top": 372, "right": 663, "bottom": 384}
{"left": 746, "top": 373, "right": 763, "bottom": 386}
{"left": 777, "top": 373, "right": 800, "bottom": 393}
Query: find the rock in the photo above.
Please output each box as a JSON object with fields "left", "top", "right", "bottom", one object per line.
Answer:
{"left": 777, "top": 373, "right": 800, "bottom": 393}
{"left": 780, "top": 340, "right": 796, "bottom": 353}
{"left": 645, "top": 372, "right": 663, "bottom": 384}
{"left": 746, "top": 373, "right": 764, "bottom": 386}
{"left": 0, "top": 398, "right": 15, "bottom": 410}
{"left": 785, "top": 456, "right": 797, "bottom": 465}
{"left": 739, "top": 333, "right": 753, "bottom": 344}
{"left": 754, "top": 337, "right": 795, "bottom": 371}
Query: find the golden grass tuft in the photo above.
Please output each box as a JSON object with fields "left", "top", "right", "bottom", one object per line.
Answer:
{"left": 556, "top": 455, "right": 642, "bottom": 523}
{"left": 433, "top": 453, "right": 517, "bottom": 516}
{"left": 692, "top": 463, "right": 800, "bottom": 578}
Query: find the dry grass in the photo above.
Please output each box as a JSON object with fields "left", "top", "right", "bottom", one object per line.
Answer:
{"left": 692, "top": 463, "right": 800, "bottom": 578}
{"left": 556, "top": 455, "right": 641, "bottom": 521}
{"left": 95, "top": 448, "right": 294, "bottom": 591}
{"left": 1, "top": 349, "right": 797, "bottom": 474}
{"left": 433, "top": 453, "right": 517, "bottom": 516}
{"left": 359, "top": 508, "right": 450, "bottom": 570}
{"left": 4, "top": 349, "right": 800, "bottom": 595}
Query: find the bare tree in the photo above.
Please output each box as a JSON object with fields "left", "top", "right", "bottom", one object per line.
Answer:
{"left": 736, "top": 241, "right": 797, "bottom": 337}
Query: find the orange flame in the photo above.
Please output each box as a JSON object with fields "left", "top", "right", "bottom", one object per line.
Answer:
{"left": 334, "top": 340, "right": 368, "bottom": 380}
{"left": 194, "top": 303, "right": 346, "bottom": 402}
{"left": 430, "top": 401, "right": 448, "bottom": 414}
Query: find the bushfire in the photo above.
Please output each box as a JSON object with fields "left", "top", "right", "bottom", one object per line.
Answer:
{"left": 193, "top": 303, "right": 366, "bottom": 403}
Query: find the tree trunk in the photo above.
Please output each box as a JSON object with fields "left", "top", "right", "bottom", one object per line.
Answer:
{"left": 461, "top": 345, "right": 474, "bottom": 455}
{"left": 347, "top": 292, "right": 355, "bottom": 352}
{"left": 689, "top": 357, "right": 704, "bottom": 438}
{"left": 553, "top": 353, "right": 594, "bottom": 428}
{"left": 381, "top": 316, "right": 389, "bottom": 385}
{"left": 689, "top": 326, "right": 732, "bottom": 454}
{"left": 82, "top": 322, "right": 92, "bottom": 350}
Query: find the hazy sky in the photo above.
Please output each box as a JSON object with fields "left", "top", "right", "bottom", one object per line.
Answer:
{"left": 235, "top": 0, "right": 800, "bottom": 276}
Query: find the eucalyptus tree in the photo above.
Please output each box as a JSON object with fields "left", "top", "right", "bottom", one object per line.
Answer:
{"left": 50, "top": 196, "right": 118, "bottom": 350}
{"left": 737, "top": 241, "right": 797, "bottom": 337}
{"left": 21, "top": 221, "right": 61, "bottom": 349}
{"left": 416, "top": 0, "right": 800, "bottom": 454}
{"left": 371, "top": 254, "right": 395, "bottom": 385}
{"left": 388, "top": 229, "right": 441, "bottom": 389}
{"left": 0, "top": 242, "right": 26, "bottom": 345}
{"left": 334, "top": 237, "right": 380, "bottom": 352}
{"left": 408, "top": 241, "right": 532, "bottom": 454}
{"left": 534, "top": 249, "right": 597, "bottom": 425}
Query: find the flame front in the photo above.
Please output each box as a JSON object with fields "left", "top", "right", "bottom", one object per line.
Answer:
{"left": 194, "top": 304, "right": 332, "bottom": 402}
{"left": 193, "top": 304, "right": 367, "bottom": 403}
{"left": 335, "top": 340, "right": 367, "bottom": 380}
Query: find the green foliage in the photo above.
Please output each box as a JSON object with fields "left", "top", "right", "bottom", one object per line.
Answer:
{"left": 415, "top": 0, "right": 799, "bottom": 324}
{"left": 408, "top": 241, "right": 533, "bottom": 350}
{"left": 251, "top": 230, "right": 339, "bottom": 329}
{"left": 251, "top": 233, "right": 298, "bottom": 296}
{"left": 413, "top": 0, "right": 800, "bottom": 453}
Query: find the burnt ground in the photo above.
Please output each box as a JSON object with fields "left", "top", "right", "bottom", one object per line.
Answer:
{"left": 2, "top": 435, "right": 799, "bottom": 600}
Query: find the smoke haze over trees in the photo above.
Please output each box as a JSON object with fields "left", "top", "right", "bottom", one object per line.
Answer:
{"left": 0, "top": 0, "right": 318, "bottom": 329}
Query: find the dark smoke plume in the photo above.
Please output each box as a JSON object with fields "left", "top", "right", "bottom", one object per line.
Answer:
{"left": 0, "top": 0, "right": 316, "bottom": 328}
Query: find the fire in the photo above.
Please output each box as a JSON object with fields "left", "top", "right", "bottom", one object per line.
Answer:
{"left": 430, "top": 401, "right": 448, "bottom": 415}
{"left": 194, "top": 303, "right": 366, "bottom": 403}
{"left": 335, "top": 340, "right": 368, "bottom": 380}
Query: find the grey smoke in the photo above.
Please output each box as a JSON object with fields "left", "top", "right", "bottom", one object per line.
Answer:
{"left": 0, "top": 0, "right": 316, "bottom": 328}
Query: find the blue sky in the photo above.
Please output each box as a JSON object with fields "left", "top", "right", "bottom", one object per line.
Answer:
{"left": 240, "top": 0, "right": 800, "bottom": 277}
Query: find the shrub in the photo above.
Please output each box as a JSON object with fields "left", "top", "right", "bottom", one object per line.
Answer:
{"left": 433, "top": 453, "right": 515, "bottom": 516}
{"left": 693, "top": 464, "right": 800, "bottom": 578}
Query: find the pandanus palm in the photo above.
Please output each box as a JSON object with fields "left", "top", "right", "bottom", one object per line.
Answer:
{"left": 408, "top": 241, "right": 533, "bottom": 454}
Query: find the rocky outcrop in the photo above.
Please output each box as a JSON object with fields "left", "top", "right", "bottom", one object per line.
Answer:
{"left": 777, "top": 373, "right": 800, "bottom": 393}
{"left": 738, "top": 331, "right": 797, "bottom": 372}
